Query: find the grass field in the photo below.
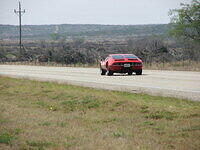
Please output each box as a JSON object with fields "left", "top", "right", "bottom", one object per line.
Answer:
{"left": 0, "top": 77, "right": 200, "bottom": 150}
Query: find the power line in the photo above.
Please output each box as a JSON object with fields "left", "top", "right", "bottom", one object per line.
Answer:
{"left": 14, "top": 1, "right": 25, "bottom": 55}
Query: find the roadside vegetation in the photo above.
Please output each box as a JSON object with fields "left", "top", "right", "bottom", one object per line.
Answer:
{"left": 1, "top": 60, "right": 200, "bottom": 72}
{"left": 0, "top": 76, "right": 199, "bottom": 150}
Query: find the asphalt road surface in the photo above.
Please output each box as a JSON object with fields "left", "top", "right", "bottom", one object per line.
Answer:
{"left": 0, "top": 65, "right": 200, "bottom": 101}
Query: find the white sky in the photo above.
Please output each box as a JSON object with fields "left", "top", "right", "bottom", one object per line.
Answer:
{"left": 0, "top": 0, "right": 192, "bottom": 25}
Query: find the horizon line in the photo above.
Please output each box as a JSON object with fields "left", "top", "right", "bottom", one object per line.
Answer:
{"left": 0, "top": 23, "right": 169, "bottom": 26}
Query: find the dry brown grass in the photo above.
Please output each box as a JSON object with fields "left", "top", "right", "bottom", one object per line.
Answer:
{"left": 1, "top": 60, "right": 200, "bottom": 71}
{"left": 0, "top": 77, "right": 200, "bottom": 150}
{"left": 144, "top": 61, "right": 200, "bottom": 71}
{"left": 0, "top": 62, "right": 97, "bottom": 68}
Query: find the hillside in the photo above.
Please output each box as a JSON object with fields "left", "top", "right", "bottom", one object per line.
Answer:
{"left": 0, "top": 24, "right": 170, "bottom": 40}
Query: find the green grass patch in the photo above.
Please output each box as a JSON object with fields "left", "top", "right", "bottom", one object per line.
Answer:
{"left": 0, "top": 128, "right": 22, "bottom": 145}
{"left": 61, "top": 96, "right": 103, "bottom": 111}
{"left": 141, "top": 121, "right": 155, "bottom": 126}
{"left": 26, "top": 140, "right": 54, "bottom": 149}
{"left": 145, "top": 110, "right": 177, "bottom": 120}
{"left": 0, "top": 118, "right": 8, "bottom": 124}
{"left": 113, "top": 131, "right": 124, "bottom": 138}
{"left": 63, "top": 141, "right": 76, "bottom": 148}
{"left": 57, "top": 122, "right": 67, "bottom": 127}
{"left": 0, "top": 131, "right": 14, "bottom": 144}
{"left": 38, "top": 122, "right": 51, "bottom": 126}
{"left": 181, "top": 126, "right": 200, "bottom": 132}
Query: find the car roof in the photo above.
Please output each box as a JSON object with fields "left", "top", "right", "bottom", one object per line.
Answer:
{"left": 109, "top": 54, "right": 136, "bottom": 56}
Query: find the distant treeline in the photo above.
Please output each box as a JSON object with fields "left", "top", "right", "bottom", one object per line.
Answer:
{"left": 0, "top": 24, "right": 170, "bottom": 40}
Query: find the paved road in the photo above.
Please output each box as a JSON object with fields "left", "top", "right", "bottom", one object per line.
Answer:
{"left": 0, "top": 65, "right": 200, "bottom": 101}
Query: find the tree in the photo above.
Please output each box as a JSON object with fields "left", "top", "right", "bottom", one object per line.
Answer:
{"left": 50, "top": 33, "right": 60, "bottom": 41}
{"left": 169, "top": 0, "right": 200, "bottom": 43}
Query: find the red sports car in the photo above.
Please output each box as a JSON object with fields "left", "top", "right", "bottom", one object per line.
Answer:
{"left": 100, "top": 54, "right": 143, "bottom": 76}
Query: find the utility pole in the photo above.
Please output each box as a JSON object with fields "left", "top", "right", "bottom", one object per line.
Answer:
{"left": 14, "top": 1, "right": 25, "bottom": 54}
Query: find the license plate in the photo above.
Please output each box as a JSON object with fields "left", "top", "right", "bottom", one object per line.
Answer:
{"left": 124, "top": 64, "right": 130, "bottom": 67}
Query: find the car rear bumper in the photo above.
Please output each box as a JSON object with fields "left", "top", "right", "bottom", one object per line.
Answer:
{"left": 109, "top": 65, "right": 142, "bottom": 73}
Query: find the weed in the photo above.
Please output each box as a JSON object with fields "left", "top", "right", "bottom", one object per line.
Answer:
{"left": 114, "top": 101, "right": 125, "bottom": 107}
{"left": 181, "top": 126, "right": 200, "bottom": 132}
{"left": 35, "top": 101, "right": 49, "bottom": 108}
{"left": 102, "top": 118, "right": 118, "bottom": 123}
{"left": 141, "top": 121, "right": 155, "bottom": 126}
{"left": 38, "top": 122, "right": 51, "bottom": 126}
{"left": 65, "top": 136, "right": 76, "bottom": 140}
{"left": 180, "top": 133, "right": 189, "bottom": 137}
{"left": 140, "top": 105, "right": 148, "bottom": 109}
{"left": 167, "top": 144, "right": 175, "bottom": 149}
{"left": 12, "top": 128, "right": 23, "bottom": 135}
{"left": 113, "top": 131, "right": 124, "bottom": 137}
{"left": 145, "top": 110, "right": 177, "bottom": 120}
{"left": 0, "top": 118, "right": 8, "bottom": 124}
{"left": 51, "top": 94, "right": 77, "bottom": 100}
{"left": 39, "top": 122, "right": 51, "bottom": 126}
{"left": 64, "top": 142, "right": 76, "bottom": 148}
{"left": 140, "top": 105, "right": 149, "bottom": 113}
{"left": 61, "top": 96, "right": 102, "bottom": 111}
{"left": 183, "top": 113, "right": 200, "bottom": 118}
{"left": 153, "top": 126, "right": 166, "bottom": 135}
{"left": 0, "top": 131, "right": 15, "bottom": 144}
{"left": 57, "top": 122, "right": 67, "bottom": 127}
{"left": 140, "top": 109, "right": 149, "bottom": 113}
{"left": 26, "top": 140, "right": 53, "bottom": 149}
{"left": 42, "top": 90, "right": 53, "bottom": 93}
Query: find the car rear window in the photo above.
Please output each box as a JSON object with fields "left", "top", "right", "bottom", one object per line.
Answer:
{"left": 112, "top": 55, "right": 124, "bottom": 59}
{"left": 124, "top": 55, "right": 138, "bottom": 59}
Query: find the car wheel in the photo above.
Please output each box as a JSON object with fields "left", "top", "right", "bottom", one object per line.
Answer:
{"left": 100, "top": 69, "right": 106, "bottom": 75}
{"left": 136, "top": 69, "right": 142, "bottom": 75}
{"left": 128, "top": 71, "right": 132, "bottom": 75}
{"left": 107, "top": 70, "right": 113, "bottom": 76}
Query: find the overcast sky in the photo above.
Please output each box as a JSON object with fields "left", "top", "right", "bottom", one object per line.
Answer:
{"left": 0, "top": 0, "right": 192, "bottom": 25}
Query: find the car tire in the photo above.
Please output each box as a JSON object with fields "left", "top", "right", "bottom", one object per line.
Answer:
{"left": 136, "top": 69, "right": 142, "bottom": 75}
{"left": 107, "top": 70, "right": 113, "bottom": 76}
{"left": 100, "top": 69, "right": 106, "bottom": 75}
{"left": 128, "top": 71, "right": 132, "bottom": 75}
